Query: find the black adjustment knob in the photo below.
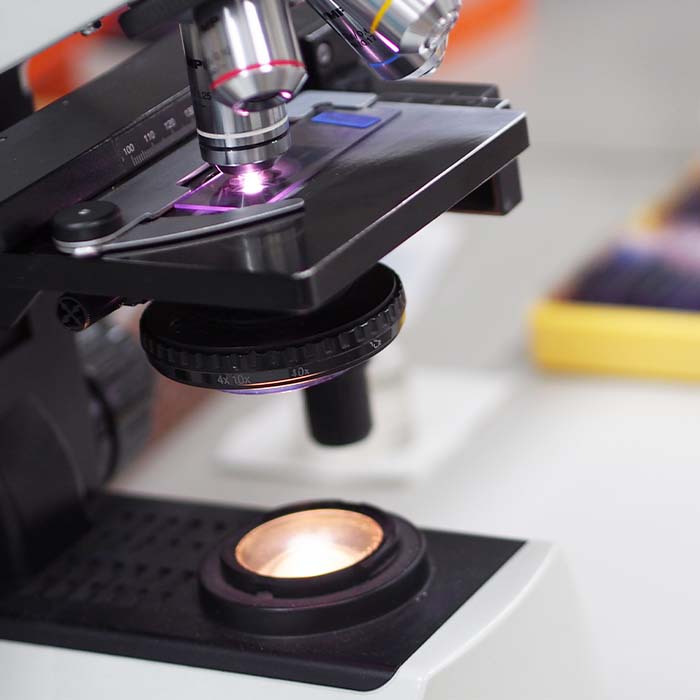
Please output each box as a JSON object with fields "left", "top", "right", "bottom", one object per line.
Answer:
{"left": 52, "top": 201, "right": 123, "bottom": 245}
{"left": 75, "top": 321, "right": 155, "bottom": 482}
{"left": 140, "top": 263, "right": 406, "bottom": 394}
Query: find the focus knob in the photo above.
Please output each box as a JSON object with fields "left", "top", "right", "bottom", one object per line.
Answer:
{"left": 140, "top": 264, "right": 406, "bottom": 395}
{"left": 75, "top": 320, "right": 155, "bottom": 482}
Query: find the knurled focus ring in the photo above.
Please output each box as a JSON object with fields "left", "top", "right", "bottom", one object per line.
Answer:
{"left": 139, "top": 264, "right": 405, "bottom": 393}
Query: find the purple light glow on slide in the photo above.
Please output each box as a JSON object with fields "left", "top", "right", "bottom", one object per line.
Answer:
{"left": 173, "top": 203, "right": 235, "bottom": 213}
{"left": 375, "top": 32, "right": 400, "bottom": 53}
{"left": 238, "top": 169, "right": 266, "bottom": 195}
{"left": 173, "top": 171, "right": 228, "bottom": 212}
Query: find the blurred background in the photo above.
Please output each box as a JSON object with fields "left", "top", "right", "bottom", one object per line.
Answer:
{"left": 19, "top": 1, "right": 700, "bottom": 697}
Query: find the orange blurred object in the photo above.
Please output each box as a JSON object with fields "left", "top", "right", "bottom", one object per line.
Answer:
{"left": 27, "top": 34, "right": 91, "bottom": 106}
{"left": 449, "top": 0, "right": 529, "bottom": 52}
{"left": 26, "top": 9, "right": 126, "bottom": 108}
{"left": 26, "top": 1, "right": 525, "bottom": 107}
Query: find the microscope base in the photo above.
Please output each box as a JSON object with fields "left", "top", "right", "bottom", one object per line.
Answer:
{"left": 0, "top": 494, "right": 528, "bottom": 690}
{"left": 0, "top": 528, "right": 596, "bottom": 699}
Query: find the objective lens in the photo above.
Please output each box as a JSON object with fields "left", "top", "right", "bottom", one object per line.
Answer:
{"left": 195, "top": 0, "right": 306, "bottom": 109}
{"left": 181, "top": 20, "right": 294, "bottom": 168}
{"left": 307, "top": 0, "right": 461, "bottom": 80}
{"left": 235, "top": 508, "right": 384, "bottom": 578}
{"left": 181, "top": 0, "right": 306, "bottom": 169}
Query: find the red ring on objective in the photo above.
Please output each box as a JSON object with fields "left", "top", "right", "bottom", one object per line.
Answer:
{"left": 210, "top": 60, "right": 306, "bottom": 90}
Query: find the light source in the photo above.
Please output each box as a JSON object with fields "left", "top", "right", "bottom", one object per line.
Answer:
{"left": 235, "top": 508, "right": 384, "bottom": 579}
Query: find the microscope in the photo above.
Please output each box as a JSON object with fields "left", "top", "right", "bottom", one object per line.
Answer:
{"left": 0, "top": 1, "right": 597, "bottom": 697}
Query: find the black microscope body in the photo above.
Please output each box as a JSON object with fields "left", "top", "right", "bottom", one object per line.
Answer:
{"left": 0, "top": 4, "right": 528, "bottom": 691}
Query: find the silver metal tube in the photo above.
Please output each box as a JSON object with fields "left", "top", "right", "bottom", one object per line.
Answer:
{"left": 181, "top": 0, "right": 307, "bottom": 170}
{"left": 181, "top": 20, "right": 296, "bottom": 169}
{"left": 195, "top": 0, "right": 307, "bottom": 109}
{"left": 307, "top": 0, "right": 461, "bottom": 80}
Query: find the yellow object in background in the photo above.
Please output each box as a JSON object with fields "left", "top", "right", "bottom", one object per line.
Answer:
{"left": 531, "top": 300, "right": 700, "bottom": 382}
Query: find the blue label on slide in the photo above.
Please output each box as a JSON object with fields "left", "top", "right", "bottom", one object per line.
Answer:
{"left": 311, "top": 111, "right": 382, "bottom": 129}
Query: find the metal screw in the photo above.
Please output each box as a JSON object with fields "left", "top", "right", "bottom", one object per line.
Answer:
{"left": 57, "top": 297, "right": 89, "bottom": 331}
{"left": 80, "top": 20, "right": 103, "bottom": 36}
{"left": 315, "top": 42, "right": 333, "bottom": 67}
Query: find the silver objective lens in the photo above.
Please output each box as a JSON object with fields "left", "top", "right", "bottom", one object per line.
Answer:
{"left": 195, "top": 0, "right": 307, "bottom": 108}
{"left": 307, "top": 0, "right": 461, "bottom": 80}
{"left": 181, "top": 0, "right": 307, "bottom": 170}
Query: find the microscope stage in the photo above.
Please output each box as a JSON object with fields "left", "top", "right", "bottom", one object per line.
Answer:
{"left": 0, "top": 33, "right": 527, "bottom": 312}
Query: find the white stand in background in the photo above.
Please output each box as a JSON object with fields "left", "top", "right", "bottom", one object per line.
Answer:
{"left": 214, "top": 347, "right": 514, "bottom": 484}
{"left": 215, "top": 215, "right": 516, "bottom": 484}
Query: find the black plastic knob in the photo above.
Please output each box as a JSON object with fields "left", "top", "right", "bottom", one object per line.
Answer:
{"left": 52, "top": 201, "right": 123, "bottom": 244}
